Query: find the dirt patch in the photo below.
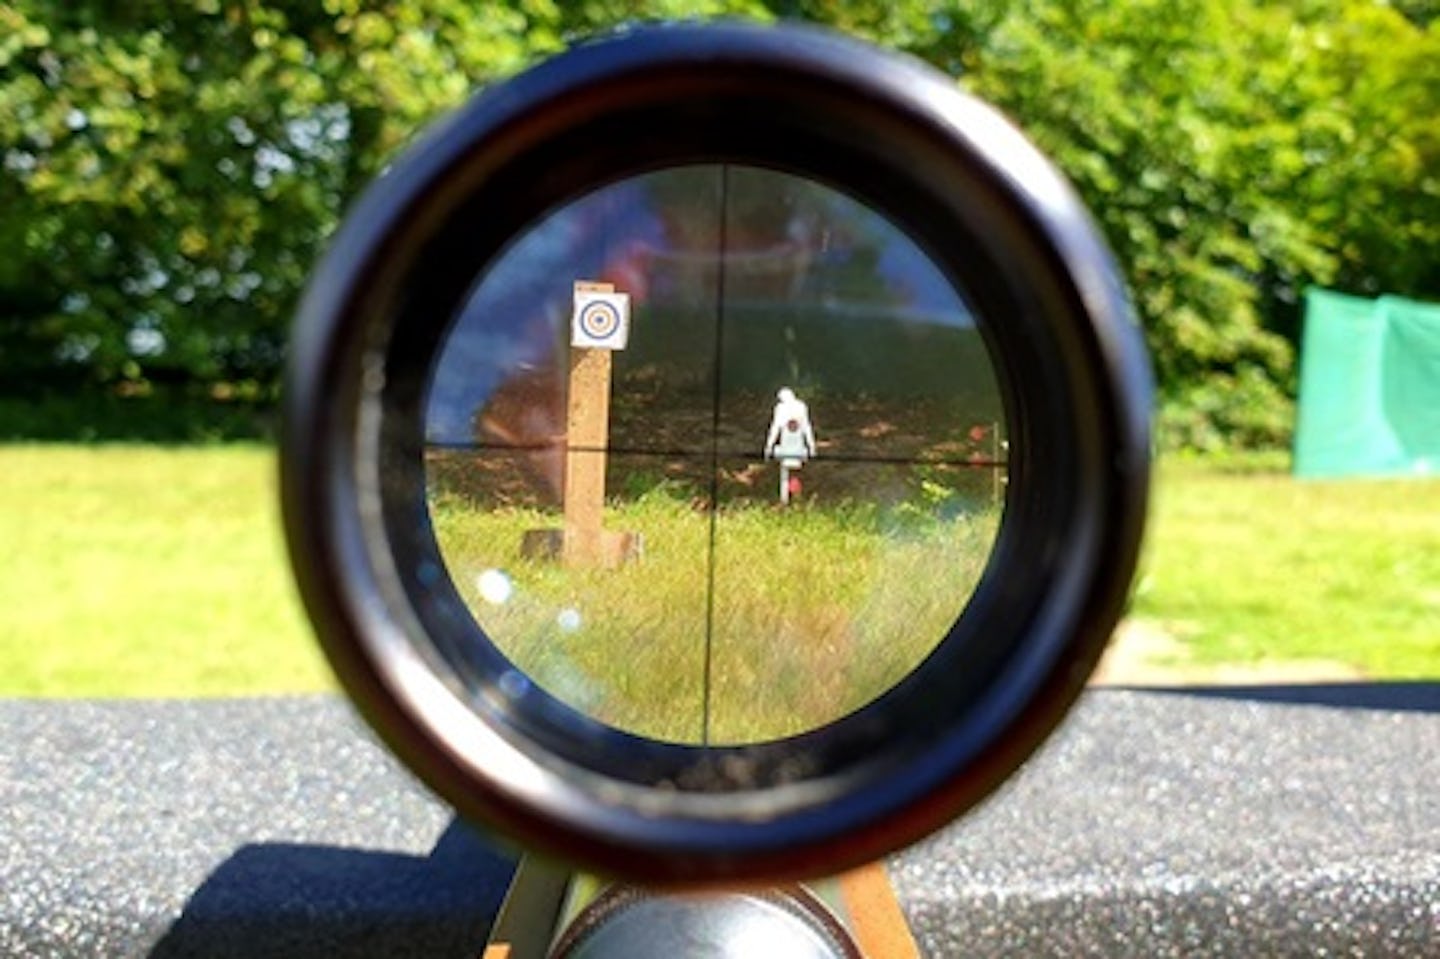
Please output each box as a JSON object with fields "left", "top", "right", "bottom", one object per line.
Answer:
{"left": 433, "top": 378, "right": 1005, "bottom": 510}
{"left": 1091, "top": 618, "right": 1366, "bottom": 686}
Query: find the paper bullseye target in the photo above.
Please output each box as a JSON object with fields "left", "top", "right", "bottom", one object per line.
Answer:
{"left": 572, "top": 289, "right": 631, "bottom": 350}
{"left": 580, "top": 300, "right": 620, "bottom": 339}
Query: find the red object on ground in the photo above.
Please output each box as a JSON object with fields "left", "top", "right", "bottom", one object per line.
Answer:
{"left": 788, "top": 476, "right": 802, "bottom": 496}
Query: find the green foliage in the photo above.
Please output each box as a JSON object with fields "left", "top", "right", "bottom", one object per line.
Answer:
{"left": 773, "top": 0, "right": 1440, "bottom": 448}
{"left": 0, "top": 387, "right": 275, "bottom": 442}
{"left": 1158, "top": 365, "right": 1295, "bottom": 453}
{"left": 0, "top": 0, "right": 578, "bottom": 391}
{"left": 939, "top": 0, "right": 1437, "bottom": 449}
{"left": 2, "top": 0, "right": 1438, "bottom": 449}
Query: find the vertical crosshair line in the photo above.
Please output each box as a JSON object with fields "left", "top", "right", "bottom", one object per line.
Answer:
{"left": 700, "top": 164, "right": 730, "bottom": 746}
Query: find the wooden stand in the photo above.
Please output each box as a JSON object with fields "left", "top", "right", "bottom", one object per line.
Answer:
{"left": 521, "top": 281, "right": 640, "bottom": 568}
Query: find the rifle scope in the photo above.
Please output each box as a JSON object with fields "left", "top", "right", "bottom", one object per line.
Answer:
{"left": 282, "top": 22, "right": 1152, "bottom": 886}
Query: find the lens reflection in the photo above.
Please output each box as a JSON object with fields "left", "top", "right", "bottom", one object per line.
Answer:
{"left": 424, "top": 166, "right": 1006, "bottom": 745}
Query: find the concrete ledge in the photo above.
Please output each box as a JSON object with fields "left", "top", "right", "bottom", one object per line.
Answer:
{"left": 2, "top": 689, "right": 1436, "bottom": 956}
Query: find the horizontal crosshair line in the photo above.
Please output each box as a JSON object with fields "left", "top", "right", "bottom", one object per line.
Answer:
{"left": 426, "top": 440, "right": 1006, "bottom": 469}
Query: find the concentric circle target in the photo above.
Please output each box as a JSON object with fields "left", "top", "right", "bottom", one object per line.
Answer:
{"left": 579, "top": 300, "right": 622, "bottom": 341}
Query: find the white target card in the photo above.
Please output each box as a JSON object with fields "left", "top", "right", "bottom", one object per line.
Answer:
{"left": 571, "top": 287, "right": 631, "bottom": 350}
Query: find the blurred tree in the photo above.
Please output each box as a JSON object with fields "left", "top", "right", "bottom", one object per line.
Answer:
{"left": 800, "top": 0, "right": 1440, "bottom": 449}
{"left": 0, "top": 0, "right": 775, "bottom": 396}
{"left": 0, "top": 0, "right": 570, "bottom": 393}
{"left": 1, "top": 0, "right": 1436, "bottom": 449}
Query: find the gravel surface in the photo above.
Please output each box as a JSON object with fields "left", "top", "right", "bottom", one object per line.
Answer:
{"left": 893, "top": 687, "right": 1440, "bottom": 956}
{"left": 2, "top": 689, "right": 1436, "bottom": 957}
{"left": 1, "top": 697, "right": 515, "bottom": 958}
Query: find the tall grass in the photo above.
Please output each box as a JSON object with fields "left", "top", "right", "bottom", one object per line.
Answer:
{"left": 430, "top": 486, "right": 999, "bottom": 744}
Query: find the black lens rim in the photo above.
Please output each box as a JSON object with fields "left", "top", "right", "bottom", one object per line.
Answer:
{"left": 282, "top": 22, "right": 1151, "bottom": 884}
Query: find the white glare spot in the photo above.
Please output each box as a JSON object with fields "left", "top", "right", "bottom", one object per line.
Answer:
{"left": 498, "top": 671, "right": 529, "bottom": 699}
{"left": 476, "top": 568, "right": 513, "bottom": 605}
{"left": 557, "top": 608, "right": 581, "bottom": 633}
{"left": 126, "top": 328, "right": 166, "bottom": 357}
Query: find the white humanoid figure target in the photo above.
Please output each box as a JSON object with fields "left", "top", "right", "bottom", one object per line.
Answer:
{"left": 764, "top": 387, "right": 817, "bottom": 504}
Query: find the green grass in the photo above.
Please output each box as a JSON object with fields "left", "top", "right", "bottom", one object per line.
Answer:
{"left": 0, "top": 444, "right": 326, "bottom": 695}
{"left": 429, "top": 486, "right": 997, "bottom": 744}
{"left": 2, "top": 445, "right": 1437, "bottom": 708}
{"left": 1131, "top": 455, "right": 1440, "bottom": 676}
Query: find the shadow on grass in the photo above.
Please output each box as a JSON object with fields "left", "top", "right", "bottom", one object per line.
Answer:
{"left": 148, "top": 819, "right": 517, "bottom": 959}
{"left": 1114, "top": 681, "right": 1440, "bottom": 713}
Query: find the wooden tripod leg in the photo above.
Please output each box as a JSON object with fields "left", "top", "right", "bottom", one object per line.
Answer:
{"left": 837, "top": 862, "right": 921, "bottom": 959}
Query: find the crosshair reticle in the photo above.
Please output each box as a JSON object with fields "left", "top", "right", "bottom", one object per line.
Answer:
{"left": 424, "top": 165, "right": 1007, "bottom": 746}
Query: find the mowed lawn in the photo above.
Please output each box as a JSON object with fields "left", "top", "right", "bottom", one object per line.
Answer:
{"left": 0, "top": 444, "right": 1436, "bottom": 697}
{"left": 1132, "top": 457, "right": 1440, "bottom": 677}
{"left": 0, "top": 444, "right": 327, "bottom": 695}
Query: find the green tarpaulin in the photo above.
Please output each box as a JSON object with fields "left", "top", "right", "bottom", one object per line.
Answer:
{"left": 1294, "top": 289, "right": 1440, "bottom": 478}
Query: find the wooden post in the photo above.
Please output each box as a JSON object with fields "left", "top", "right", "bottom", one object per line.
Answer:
{"left": 520, "top": 280, "right": 640, "bottom": 568}
{"left": 563, "top": 341, "right": 612, "bottom": 565}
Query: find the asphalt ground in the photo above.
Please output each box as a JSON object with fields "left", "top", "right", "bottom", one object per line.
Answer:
{"left": 2, "top": 688, "right": 1436, "bottom": 957}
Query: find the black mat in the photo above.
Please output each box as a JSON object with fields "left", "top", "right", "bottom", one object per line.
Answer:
{"left": 3, "top": 690, "right": 1436, "bottom": 956}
